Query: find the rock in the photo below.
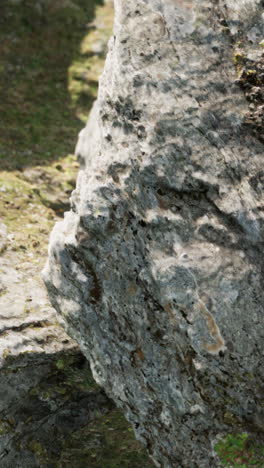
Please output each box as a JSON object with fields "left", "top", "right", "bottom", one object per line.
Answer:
{"left": 0, "top": 248, "right": 113, "bottom": 466}
{"left": 75, "top": 101, "right": 100, "bottom": 168}
{"left": 44, "top": 1, "right": 264, "bottom": 467}
{"left": 0, "top": 348, "right": 113, "bottom": 467}
{"left": 0, "top": 222, "right": 7, "bottom": 254}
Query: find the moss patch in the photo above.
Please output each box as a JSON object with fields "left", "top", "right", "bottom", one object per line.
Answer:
{"left": 0, "top": 155, "right": 79, "bottom": 264}
{"left": 215, "top": 433, "right": 264, "bottom": 467}
{"left": 57, "top": 409, "right": 155, "bottom": 468}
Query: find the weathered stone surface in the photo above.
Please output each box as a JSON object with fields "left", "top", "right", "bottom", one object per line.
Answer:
{"left": 44, "top": 1, "right": 264, "bottom": 467}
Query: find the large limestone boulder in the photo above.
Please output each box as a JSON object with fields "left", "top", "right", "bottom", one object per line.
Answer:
{"left": 44, "top": 1, "right": 264, "bottom": 466}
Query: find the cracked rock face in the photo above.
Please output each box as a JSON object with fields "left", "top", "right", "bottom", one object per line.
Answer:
{"left": 44, "top": 1, "right": 264, "bottom": 467}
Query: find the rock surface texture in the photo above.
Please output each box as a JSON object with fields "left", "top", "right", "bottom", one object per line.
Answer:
{"left": 44, "top": 1, "right": 264, "bottom": 467}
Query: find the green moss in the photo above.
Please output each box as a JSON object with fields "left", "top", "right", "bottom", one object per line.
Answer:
{"left": 56, "top": 359, "right": 67, "bottom": 371}
{"left": 57, "top": 409, "right": 155, "bottom": 468}
{"left": 28, "top": 352, "right": 100, "bottom": 412}
{"left": 215, "top": 433, "right": 264, "bottom": 467}
{"left": 58, "top": 357, "right": 100, "bottom": 393}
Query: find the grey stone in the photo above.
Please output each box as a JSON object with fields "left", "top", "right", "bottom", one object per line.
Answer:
{"left": 44, "top": 1, "right": 264, "bottom": 467}
{"left": 0, "top": 222, "right": 7, "bottom": 254}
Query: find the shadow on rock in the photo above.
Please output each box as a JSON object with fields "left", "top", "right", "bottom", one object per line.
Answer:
{"left": 0, "top": 349, "right": 114, "bottom": 467}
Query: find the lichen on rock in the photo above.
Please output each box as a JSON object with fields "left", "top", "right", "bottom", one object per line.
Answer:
{"left": 44, "top": 1, "right": 264, "bottom": 467}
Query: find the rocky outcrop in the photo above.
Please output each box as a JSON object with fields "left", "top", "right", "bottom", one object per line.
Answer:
{"left": 44, "top": 1, "right": 264, "bottom": 467}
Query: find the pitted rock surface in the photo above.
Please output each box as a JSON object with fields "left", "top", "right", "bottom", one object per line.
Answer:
{"left": 44, "top": 1, "right": 264, "bottom": 467}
